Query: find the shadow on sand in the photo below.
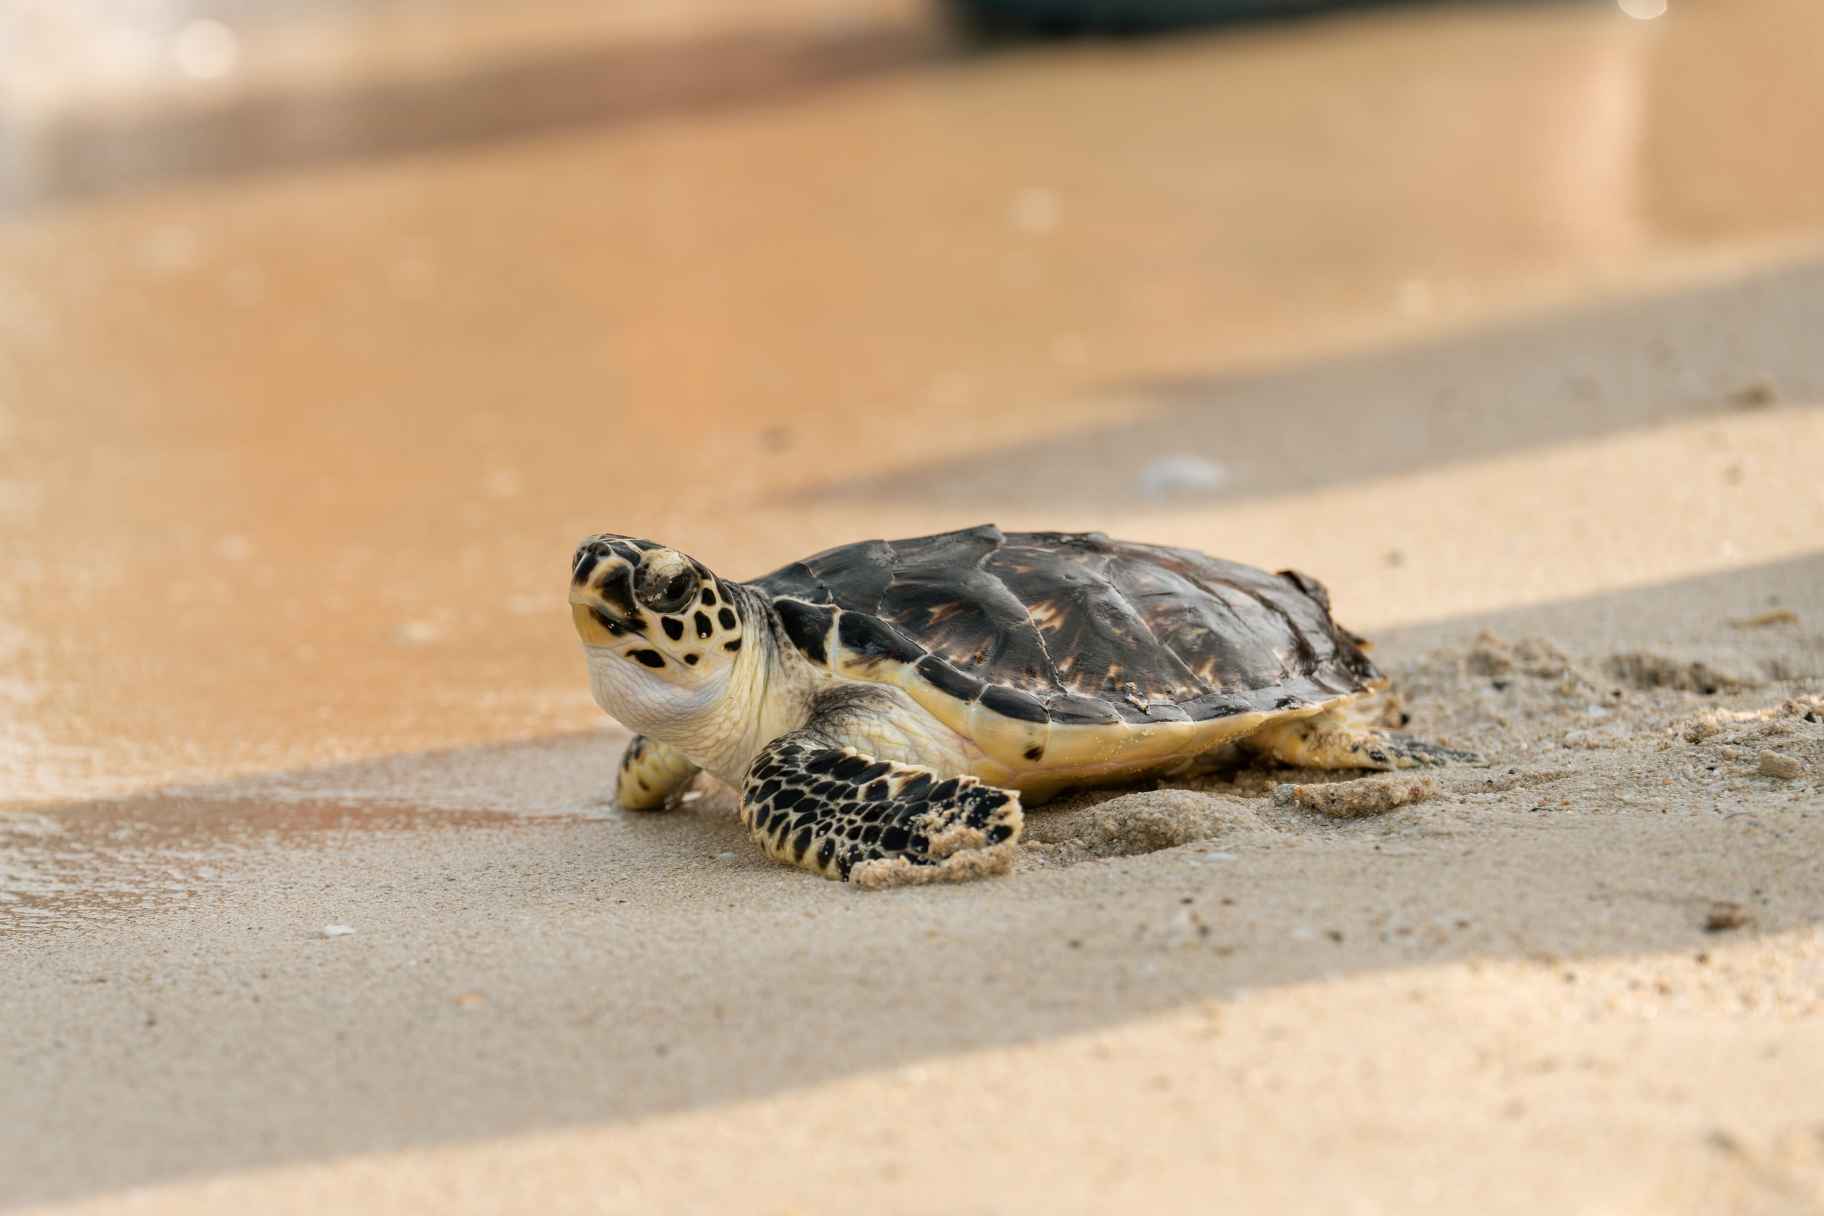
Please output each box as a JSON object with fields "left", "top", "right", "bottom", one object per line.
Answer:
{"left": 780, "top": 258, "right": 1824, "bottom": 512}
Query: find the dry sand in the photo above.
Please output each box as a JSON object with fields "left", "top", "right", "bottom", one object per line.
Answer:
{"left": 4, "top": 0, "right": 1824, "bottom": 1211}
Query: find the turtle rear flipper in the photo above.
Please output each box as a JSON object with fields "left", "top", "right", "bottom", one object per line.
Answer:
{"left": 1246, "top": 703, "right": 1481, "bottom": 770}
{"left": 740, "top": 733, "right": 1022, "bottom": 884}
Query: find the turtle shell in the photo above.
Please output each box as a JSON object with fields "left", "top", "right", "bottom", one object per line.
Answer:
{"left": 753, "top": 524, "right": 1383, "bottom": 772}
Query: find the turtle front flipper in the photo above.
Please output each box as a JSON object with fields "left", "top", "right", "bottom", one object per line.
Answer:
{"left": 740, "top": 732, "right": 1022, "bottom": 885}
{"left": 617, "top": 735, "right": 700, "bottom": 810}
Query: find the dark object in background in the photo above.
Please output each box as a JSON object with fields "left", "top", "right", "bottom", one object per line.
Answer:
{"left": 944, "top": 0, "right": 1357, "bottom": 34}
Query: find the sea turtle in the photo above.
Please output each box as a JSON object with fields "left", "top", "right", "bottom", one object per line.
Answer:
{"left": 570, "top": 524, "right": 1474, "bottom": 885}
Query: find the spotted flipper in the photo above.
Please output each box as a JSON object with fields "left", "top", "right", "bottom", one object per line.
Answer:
{"left": 617, "top": 734, "right": 700, "bottom": 810}
{"left": 1246, "top": 703, "right": 1481, "bottom": 770}
{"left": 740, "top": 732, "right": 1023, "bottom": 884}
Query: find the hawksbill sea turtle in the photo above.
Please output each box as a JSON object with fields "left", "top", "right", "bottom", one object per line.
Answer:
{"left": 569, "top": 524, "right": 1475, "bottom": 886}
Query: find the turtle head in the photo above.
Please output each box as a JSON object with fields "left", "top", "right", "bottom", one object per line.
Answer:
{"left": 569, "top": 535, "right": 748, "bottom": 702}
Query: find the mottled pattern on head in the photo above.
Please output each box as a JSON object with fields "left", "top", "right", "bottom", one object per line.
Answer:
{"left": 570, "top": 534, "right": 744, "bottom": 676}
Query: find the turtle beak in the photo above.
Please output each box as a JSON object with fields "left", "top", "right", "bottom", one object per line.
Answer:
{"left": 571, "top": 537, "right": 626, "bottom": 595}
{"left": 569, "top": 538, "right": 643, "bottom": 642}
{"left": 572, "top": 602, "right": 623, "bottom": 645}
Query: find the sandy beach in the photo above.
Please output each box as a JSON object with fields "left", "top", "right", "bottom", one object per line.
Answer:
{"left": 4, "top": 0, "right": 1823, "bottom": 1210}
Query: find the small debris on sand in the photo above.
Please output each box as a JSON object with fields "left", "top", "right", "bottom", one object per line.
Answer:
{"left": 850, "top": 844, "right": 1016, "bottom": 890}
{"left": 1730, "top": 609, "right": 1800, "bottom": 629}
{"left": 321, "top": 925, "right": 356, "bottom": 939}
{"left": 714, "top": 851, "right": 738, "bottom": 862}
{"left": 1273, "top": 776, "right": 1437, "bottom": 819}
{"left": 1758, "top": 750, "right": 1804, "bottom": 780}
{"left": 1726, "top": 377, "right": 1781, "bottom": 409}
{"left": 1678, "top": 696, "right": 1824, "bottom": 743}
{"left": 1561, "top": 725, "right": 1629, "bottom": 750}
{"left": 1466, "top": 631, "right": 1570, "bottom": 680}
{"left": 1162, "top": 904, "right": 1212, "bottom": 948}
{"left": 1473, "top": 769, "right": 1571, "bottom": 793}
{"left": 1606, "top": 652, "right": 1756, "bottom": 694}
{"left": 1029, "top": 790, "right": 1231, "bottom": 859}
{"left": 1702, "top": 901, "right": 1753, "bottom": 933}
{"left": 452, "top": 992, "right": 488, "bottom": 1009}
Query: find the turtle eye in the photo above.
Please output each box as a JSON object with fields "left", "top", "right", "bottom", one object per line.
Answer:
{"left": 633, "top": 550, "right": 700, "bottom": 614}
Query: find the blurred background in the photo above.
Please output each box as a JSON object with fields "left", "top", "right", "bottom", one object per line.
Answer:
{"left": 2, "top": 0, "right": 1821, "bottom": 807}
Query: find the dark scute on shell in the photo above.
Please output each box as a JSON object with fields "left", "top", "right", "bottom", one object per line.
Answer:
{"left": 774, "top": 599, "right": 834, "bottom": 665}
{"left": 890, "top": 575, "right": 1047, "bottom": 682}
{"left": 1276, "top": 568, "right": 1332, "bottom": 613}
{"left": 1046, "top": 694, "right": 1122, "bottom": 725}
{"left": 1178, "top": 692, "right": 1252, "bottom": 719}
{"left": 980, "top": 685, "right": 1048, "bottom": 724}
{"left": 836, "top": 611, "right": 925, "bottom": 666}
{"left": 986, "top": 541, "right": 1199, "bottom": 697}
{"left": 798, "top": 540, "right": 896, "bottom": 608}
{"left": 860, "top": 523, "right": 1005, "bottom": 567}
{"left": 756, "top": 561, "right": 836, "bottom": 605}
{"left": 915, "top": 655, "right": 984, "bottom": 702}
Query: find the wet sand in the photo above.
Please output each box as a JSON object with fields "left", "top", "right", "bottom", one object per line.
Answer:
{"left": 4, "top": 0, "right": 1824, "bottom": 1210}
